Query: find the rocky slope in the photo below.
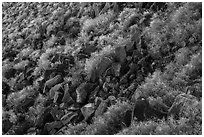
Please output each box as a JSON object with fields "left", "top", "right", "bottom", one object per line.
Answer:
{"left": 2, "top": 2, "right": 202, "bottom": 135}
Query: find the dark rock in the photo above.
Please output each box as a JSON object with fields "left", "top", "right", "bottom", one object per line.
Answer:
{"left": 129, "top": 74, "right": 136, "bottom": 81}
{"left": 61, "top": 111, "right": 78, "bottom": 125}
{"left": 76, "top": 82, "right": 96, "bottom": 104}
{"left": 94, "top": 99, "right": 109, "bottom": 117}
{"left": 168, "top": 93, "right": 198, "bottom": 119}
{"left": 35, "top": 107, "right": 55, "bottom": 129}
{"left": 62, "top": 83, "right": 75, "bottom": 106}
{"left": 89, "top": 66, "right": 99, "bottom": 82}
{"left": 3, "top": 67, "right": 16, "bottom": 79}
{"left": 122, "top": 110, "right": 132, "bottom": 127}
{"left": 43, "top": 121, "right": 63, "bottom": 135}
{"left": 2, "top": 81, "right": 11, "bottom": 95}
{"left": 49, "top": 83, "right": 63, "bottom": 99}
{"left": 67, "top": 103, "right": 81, "bottom": 111}
{"left": 3, "top": 49, "right": 18, "bottom": 61}
{"left": 2, "top": 94, "right": 7, "bottom": 107}
{"left": 111, "top": 62, "right": 121, "bottom": 77}
{"left": 53, "top": 91, "right": 63, "bottom": 104}
{"left": 107, "top": 95, "right": 117, "bottom": 105}
{"left": 43, "top": 68, "right": 56, "bottom": 80}
{"left": 88, "top": 85, "right": 100, "bottom": 102}
{"left": 132, "top": 97, "right": 169, "bottom": 121}
{"left": 12, "top": 120, "right": 33, "bottom": 135}
{"left": 118, "top": 97, "right": 129, "bottom": 102}
{"left": 43, "top": 75, "right": 63, "bottom": 93}
{"left": 146, "top": 107, "right": 168, "bottom": 120}
{"left": 81, "top": 103, "right": 95, "bottom": 122}
{"left": 186, "top": 85, "right": 202, "bottom": 100}
{"left": 80, "top": 44, "right": 97, "bottom": 55}
{"left": 132, "top": 97, "right": 150, "bottom": 121}
{"left": 115, "top": 46, "right": 126, "bottom": 63}
{"left": 2, "top": 119, "right": 13, "bottom": 134}
{"left": 94, "top": 97, "right": 103, "bottom": 108}
{"left": 132, "top": 49, "right": 142, "bottom": 62}
{"left": 120, "top": 74, "right": 128, "bottom": 84}
{"left": 128, "top": 62, "right": 138, "bottom": 74}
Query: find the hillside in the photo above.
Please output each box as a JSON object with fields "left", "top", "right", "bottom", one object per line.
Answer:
{"left": 2, "top": 2, "right": 202, "bottom": 135}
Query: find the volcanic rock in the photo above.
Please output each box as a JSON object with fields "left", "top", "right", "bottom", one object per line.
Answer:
{"left": 43, "top": 75, "right": 63, "bottom": 93}
{"left": 81, "top": 103, "right": 95, "bottom": 122}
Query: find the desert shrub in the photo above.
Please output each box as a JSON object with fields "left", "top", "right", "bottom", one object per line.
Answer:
{"left": 63, "top": 123, "right": 88, "bottom": 135}
{"left": 145, "top": 2, "right": 202, "bottom": 58}
{"left": 82, "top": 10, "right": 116, "bottom": 35}
{"left": 84, "top": 45, "right": 114, "bottom": 79}
{"left": 117, "top": 120, "right": 159, "bottom": 135}
{"left": 6, "top": 86, "right": 37, "bottom": 111}
{"left": 118, "top": 116, "right": 202, "bottom": 135}
{"left": 82, "top": 101, "right": 132, "bottom": 135}
{"left": 135, "top": 70, "right": 175, "bottom": 98}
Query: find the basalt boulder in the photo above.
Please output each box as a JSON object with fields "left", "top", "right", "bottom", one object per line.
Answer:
{"left": 35, "top": 107, "right": 55, "bottom": 130}
{"left": 76, "top": 82, "right": 96, "bottom": 104}
{"left": 81, "top": 103, "right": 96, "bottom": 123}
{"left": 49, "top": 83, "right": 64, "bottom": 100}
{"left": 61, "top": 83, "right": 75, "bottom": 106}
{"left": 132, "top": 97, "right": 168, "bottom": 121}
{"left": 2, "top": 118, "right": 13, "bottom": 134}
{"left": 42, "top": 121, "right": 63, "bottom": 135}
{"left": 43, "top": 75, "right": 63, "bottom": 93}
{"left": 60, "top": 111, "right": 79, "bottom": 125}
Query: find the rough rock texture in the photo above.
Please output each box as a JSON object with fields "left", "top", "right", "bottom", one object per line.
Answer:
{"left": 43, "top": 75, "right": 63, "bottom": 93}
{"left": 81, "top": 103, "right": 95, "bottom": 122}
{"left": 168, "top": 93, "right": 199, "bottom": 119}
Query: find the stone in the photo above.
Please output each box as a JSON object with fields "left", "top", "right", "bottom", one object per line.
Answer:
{"left": 3, "top": 66, "right": 16, "bottom": 79}
{"left": 2, "top": 81, "right": 11, "bottom": 95}
{"left": 132, "top": 97, "right": 150, "bottom": 121}
{"left": 81, "top": 44, "right": 97, "bottom": 55}
{"left": 111, "top": 62, "right": 121, "bottom": 77}
{"left": 94, "top": 99, "right": 109, "bottom": 117}
{"left": 120, "top": 74, "right": 128, "bottom": 84}
{"left": 81, "top": 103, "right": 95, "bottom": 121}
{"left": 62, "top": 83, "right": 75, "bottom": 106}
{"left": 168, "top": 93, "right": 199, "bottom": 119}
{"left": 115, "top": 46, "right": 126, "bottom": 63}
{"left": 61, "top": 111, "right": 78, "bottom": 125}
{"left": 132, "top": 97, "right": 168, "bottom": 121}
{"left": 43, "top": 75, "right": 63, "bottom": 93}
{"left": 122, "top": 110, "right": 132, "bottom": 127}
{"left": 53, "top": 91, "right": 63, "bottom": 104}
{"left": 94, "top": 97, "right": 103, "bottom": 108}
{"left": 35, "top": 107, "right": 55, "bottom": 129}
{"left": 88, "top": 85, "right": 100, "bottom": 102}
{"left": 2, "top": 119, "right": 13, "bottom": 134}
{"left": 43, "top": 121, "right": 63, "bottom": 135}
{"left": 12, "top": 120, "right": 33, "bottom": 135}
{"left": 107, "top": 95, "right": 117, "bottom": 105}
{"left": 49, "top": 83, "right": 63, "bottom": 99}
{"left": 128, "top": 62, "right": 138, "bottom": 74}
{"left": 125, "top": 40, "right": 135, "bottom": 52}
{"left": 76, "top": 82, "right": 96, "bottom": 104}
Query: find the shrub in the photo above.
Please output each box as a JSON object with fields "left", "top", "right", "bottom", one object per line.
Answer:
{"left": 81, "top": 101, "right": 132, "bottom": 135}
